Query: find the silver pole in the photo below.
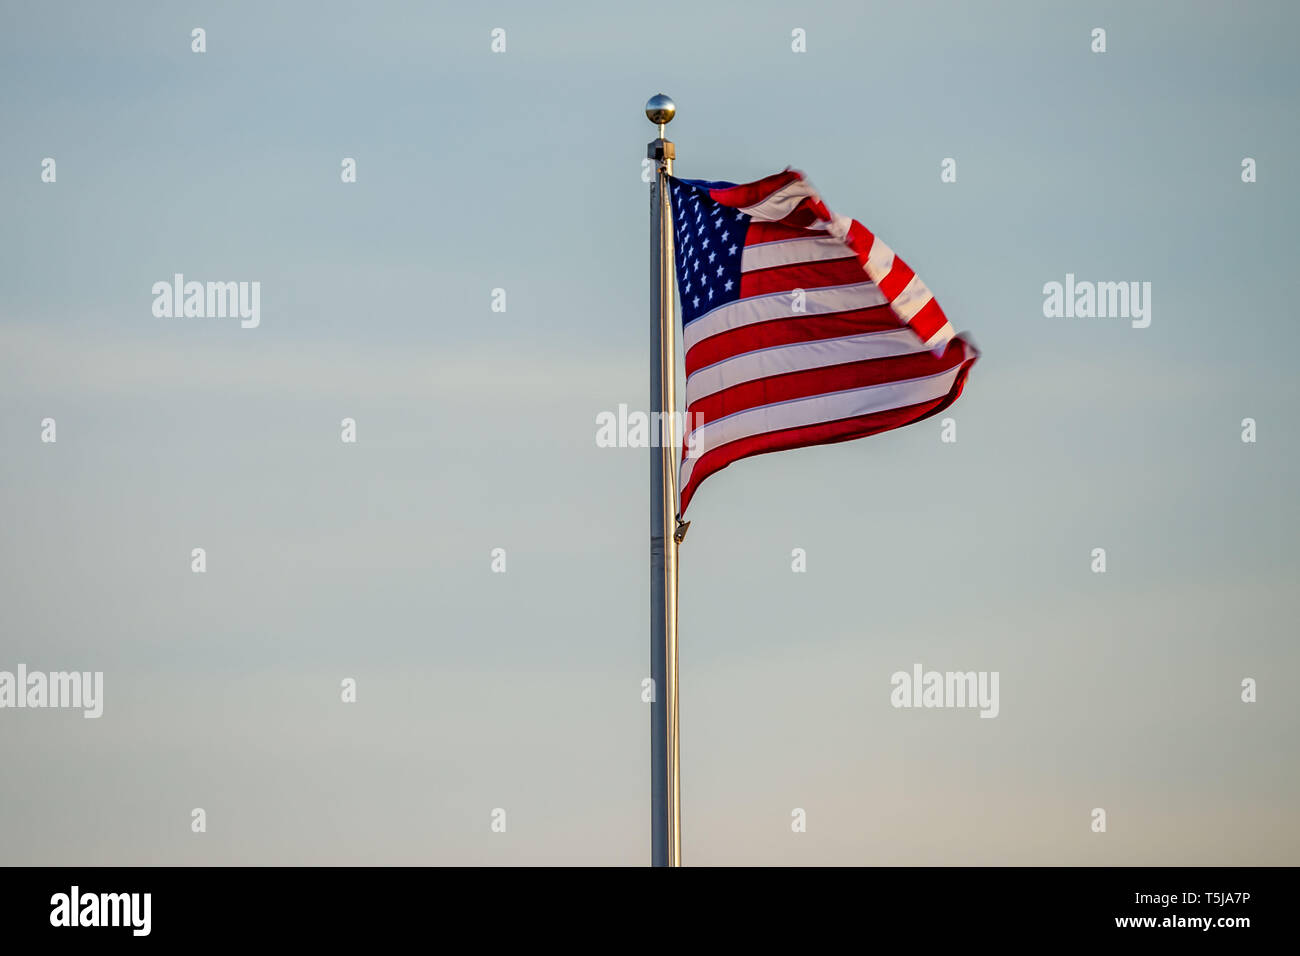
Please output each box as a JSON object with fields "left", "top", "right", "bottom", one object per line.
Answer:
{"left": 645, "top": 93, "right": 681, "bottom": 867}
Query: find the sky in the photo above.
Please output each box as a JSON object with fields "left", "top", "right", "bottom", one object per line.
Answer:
{"left": 1, "top": 0, "right": 1297, "bottom": 865}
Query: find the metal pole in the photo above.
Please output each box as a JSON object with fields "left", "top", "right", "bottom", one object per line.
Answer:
{"left": 646, "top": 93, "right": 681, "bottom": 867}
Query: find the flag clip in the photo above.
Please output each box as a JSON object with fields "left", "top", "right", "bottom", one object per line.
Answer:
{"left": 673, "top": 515, "right": 690, "bottom": 545}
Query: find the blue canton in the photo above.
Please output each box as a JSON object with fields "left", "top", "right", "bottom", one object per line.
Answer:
{"left": 669, "top": 177, "right": 751, "bottom": 327}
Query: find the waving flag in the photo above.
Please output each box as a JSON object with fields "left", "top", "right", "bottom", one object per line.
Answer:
{"left": 670, "top": 170, "right": 979, "bottom": 515}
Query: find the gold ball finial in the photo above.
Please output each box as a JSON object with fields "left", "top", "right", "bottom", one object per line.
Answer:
{"left": 645, "top": 94, "right": 676, "bottom": 127}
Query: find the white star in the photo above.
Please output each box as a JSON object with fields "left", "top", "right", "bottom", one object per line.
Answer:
{"left": 716, "top": 266, "right": 724, "bottom": 278}
{"left": 707, "top": 288, "right": 714, "bottom": 300}
{"left": 692, "top": 296, "right": 700, "bottom": 308}
{"left": 708, "top": 251, "right": 716, "bottom": 263}
{"left": 724, "top": 279, "right": 733, "bottom": 291}
{"left": 728, "top": 244, "right": 737, "bottom": 255}
{"left": 721, "top": 231, "right": 729, "bottom": 242}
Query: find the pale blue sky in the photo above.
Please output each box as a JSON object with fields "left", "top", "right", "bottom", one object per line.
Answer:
{"left": 1, "top": 0, "right": 1297, "bottom": 864}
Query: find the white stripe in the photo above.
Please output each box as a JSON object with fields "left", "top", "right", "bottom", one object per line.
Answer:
{"left": 802, "top": 214, "right": 851, "bottom": 238}
{"left": 680, "top": 365, "right": 963, "bottom": 488}
{"left": 741, "top": 236, "right": 853, "bottom": 273}
{"left": 826, "top": 214, "right": 852, "bottom": 239}
{"left": 864, "top": 238, "right": 894, "bottom": 282}
{"left": 922, "top": 324, "right": 956, "bottom": 350}
{"left": 685, "top": 330, "right": 927, "bottom": 406}
{"left": 684, "top": 282, "right": 888, "bottom": 353}
{"left": 738, "top": 179, "right": 819, "bottom": 221}
{"left": 892, "top": 274, "right": 933, "bottom": 321}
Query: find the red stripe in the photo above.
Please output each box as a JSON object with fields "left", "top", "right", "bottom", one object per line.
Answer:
{"left": 739, "top": 258, "right": 865, "bottom": 298}
{"left": 790, "top": 195, "right": 832, "bottom": 225}
{"left": 876, "top": 257, "right": 914, "bottom": 300}
{"left": 745, "top": 221, "right": 820, "bottom": 245}
{"left": 684, "top": 306, "right": 901, "bottom": 375}
{"left": 908, "top": 297, "right": 949, "bottom": 343}
{"left": 769, "top": 200, "right": 825, "bottom": 229}
{"left": 845, "top": 220, "right": 875, "bottom": 256}
{"left": 686, "top": 340, "right": 971, "bottom": 430}
{"left": 843, "top": 223, "right": 949, "bottom": 342}
{"left": 709, "top": 170, "right": 802, "bottom": 208}
{"left": 679, "top": 357, "right": 975, "bottom": 515}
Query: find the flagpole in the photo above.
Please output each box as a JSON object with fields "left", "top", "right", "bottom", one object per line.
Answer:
{"left": 646, "top": 93, "right": 682, "bottom": 867}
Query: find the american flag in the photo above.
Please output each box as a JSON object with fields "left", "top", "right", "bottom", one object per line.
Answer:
{"left": 670, "top": 169, "right": 979, "bottom": 515}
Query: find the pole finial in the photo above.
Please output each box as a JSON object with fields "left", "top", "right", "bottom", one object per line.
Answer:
{"left": 645, "top": 93, "right": 676, "bottom": 139}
